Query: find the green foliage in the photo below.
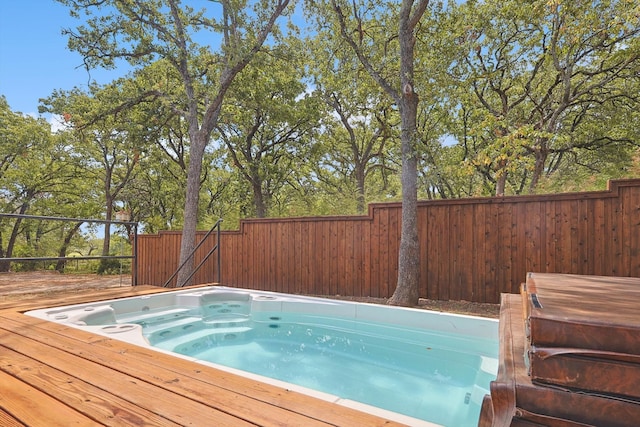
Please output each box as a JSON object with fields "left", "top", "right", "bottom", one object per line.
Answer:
{"left": 97, "top": 258, "right": 129, "bottom": 275}
{"left": 2, "top": 0, "right": 639, "bottom": 271}
{"left": 214, "top": 42, "right": 323, "bottom": 218}
{"left": 446, "top": 0, "right": 640, "bottom": 196}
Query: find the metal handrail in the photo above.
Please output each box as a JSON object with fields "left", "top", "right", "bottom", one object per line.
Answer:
{"left": 163, "top": 218, "right": 222, "bottom": 288}
{"left": 0, "top": 213, "right": 138, "bottom": 285}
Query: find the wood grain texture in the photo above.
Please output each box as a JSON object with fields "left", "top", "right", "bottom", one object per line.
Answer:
{"left": 137, "top": 179, "right": 640, "bottom": 304}
{"left": 0, "top": 286, "right": 404, "bottom": 427}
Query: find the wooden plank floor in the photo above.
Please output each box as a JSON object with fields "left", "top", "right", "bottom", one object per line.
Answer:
{"left": 0, "top": 285, "right": 403, "bottom": 426}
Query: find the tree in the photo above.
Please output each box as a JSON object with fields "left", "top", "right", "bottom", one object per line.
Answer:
{"left": 0, "top": 100, "right": 93, "bottom": 271}
{"left": 451, "top": 0, "right": 640, "bottom": 196}
{"left": 310, "top": 0, "right": 430, "bottom": 305}
{"left": 215, "top": 44, "right": 321, "bottom": 218}
{"left": 114, "top": 62, "right": 191, "bottom": 232}
{"left": 58, "top": 0, "right": 291, "bottom": 286}
{"left": 410, "top": 2, "right": 462, "bottom": 200}
{"left": 309, "top": 33, "right": 398, "bottom": 213}
{"left": 317, "top": 92, "right": 397, "bottom": 213}
{"left": 0, "top": 100, "right": 48, "bottom": 271}
{"left": 54, "top": 221, "right": 84, "bottom": 272}
{"left": 42, "top": 85, "right": 141, "bottom": 265}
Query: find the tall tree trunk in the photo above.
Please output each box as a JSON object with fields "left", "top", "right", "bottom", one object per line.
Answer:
{"left": 387, "top": 0, "right": 428, "bottom": 306}
{"left": 0, "top": 201, "right": 30, "bottom": 272}
{"left": 355, "top": 166, "right": 366, "bottom": 214}
{"left": 252, "top": 179, "right": 267, "bottom": 218}
{"left": 496, "top": 171, "right": 507, "bottom": 196}
{"left": 102, "top": 201, "right": 113, "bottom": 257}
{"left": 99, "top": 190, "right": 114, "bottom": 274}
{"left": 388, "top": 91, "right": 420, "bottom": 305}
{"left": 329, "top": 0, "right": 428, "bottom": 306}
{"left": 176, "top": 131, "right": 207, "bottom": 287}
{"left": 528, "top": 144, "right": 548, "bottom": 194}
{"left": 55, "top": 222, "right": 83, "bottom": 272}
{"left": 173, "top": 0, "right": 290, "bottom": 288}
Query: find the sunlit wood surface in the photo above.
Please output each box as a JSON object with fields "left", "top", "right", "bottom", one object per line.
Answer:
{"left": 0, "top": 285, "right": 402, "bottom": 426}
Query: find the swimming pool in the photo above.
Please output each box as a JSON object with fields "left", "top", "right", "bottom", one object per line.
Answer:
{"left": 26, "top": 286, "right": 498, "bottom": 427}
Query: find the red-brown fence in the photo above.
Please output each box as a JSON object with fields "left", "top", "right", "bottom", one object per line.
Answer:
{"left": 136, "top": 179, "right": 640, "bottom": 304}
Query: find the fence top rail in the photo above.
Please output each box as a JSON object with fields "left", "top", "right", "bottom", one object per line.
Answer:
{"left": 0, "top": 213, "right": 137, "bottom": 226}
{"left": 374, "top": 178, "right": 637, "bottom": 209}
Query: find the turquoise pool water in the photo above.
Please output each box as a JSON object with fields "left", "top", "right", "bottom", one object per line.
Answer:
{"left": 27, "top": 287, "right": 498, "bottom": 427}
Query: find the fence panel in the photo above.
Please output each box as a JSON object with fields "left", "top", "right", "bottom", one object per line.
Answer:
{"left": 136, "top": 179, "right": 640, "bottom": 303}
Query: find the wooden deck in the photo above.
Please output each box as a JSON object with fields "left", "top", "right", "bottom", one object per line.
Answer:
{"left": 0, "top": 285, "right": 404, "bottom": 426}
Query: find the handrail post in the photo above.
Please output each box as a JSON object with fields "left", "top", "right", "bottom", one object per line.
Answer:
{"left": 132, "top": 223, "right": 138, "bottom": 286}
{"left": 217, "top": 219, "right": 222, "bottom": 284}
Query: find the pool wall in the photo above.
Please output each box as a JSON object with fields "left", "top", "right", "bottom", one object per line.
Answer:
{"left": 29, "top": 286, "right": 497, "bottom": 339}
{"left": 26, "top": 286, "right": 498, "bottom": 427}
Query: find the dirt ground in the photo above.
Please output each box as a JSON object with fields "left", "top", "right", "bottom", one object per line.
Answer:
{"left": 0, "top": 271, "right": 132, "bottom": 301}
{"left": 0, "top": 271, "right": 499, "bottom": 318}
{"left": 323, "top": 295, "right": 500, "bottom": 318}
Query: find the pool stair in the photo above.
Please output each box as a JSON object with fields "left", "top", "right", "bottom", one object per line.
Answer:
{"left": 106, "top": 292, "right": 254, "bottom": 354}
{"left": 478, "top": 273, "right": 640, "bottom": 426}
{"left": 116, "top": 292, "right": 253, "bottom": 347}
{"left": 117, "top": 307, "right": 195, "bottom": 325}
{"left": 149, "top": 317, "right": 253, "bottom": 352}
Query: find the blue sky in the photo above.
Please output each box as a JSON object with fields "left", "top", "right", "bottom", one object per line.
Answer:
{"left": 0, "top": 2, "right": 128, "bottom": 116}
{"left": 0, "top": 1, "right": 306, "bottom": 118}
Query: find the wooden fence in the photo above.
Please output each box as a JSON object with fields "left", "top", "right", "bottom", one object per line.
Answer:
{"left": 136, "top": 179, "right": 640, "bottom": 304}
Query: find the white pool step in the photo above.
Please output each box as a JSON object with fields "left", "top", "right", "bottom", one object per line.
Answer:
{"left": 117, "top": 307, "right": 194, "bottom": 324}
{"left": 137, "top": 316, "right": 203, "bottom": 334}
{"left": 152, "top": 324, "right": 253, "bottom": 351}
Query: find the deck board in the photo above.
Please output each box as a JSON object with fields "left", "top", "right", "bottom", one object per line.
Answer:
{"left": 0, "top": 332, "right": 195, "bottom": 427}
{"left": 0, "top": 368, "right": 97, "bottom": 426}
{"left": 0, "top": 408, "right": 26, "bottom": 427}
{"left": 0, "top": 285, "right": 403, "bottom": 427}
{"left": 0, "top": 346, "right": 176, "bottom": 426}
{"left": 0, "top": 319, "right": 327, "bottom": 427}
